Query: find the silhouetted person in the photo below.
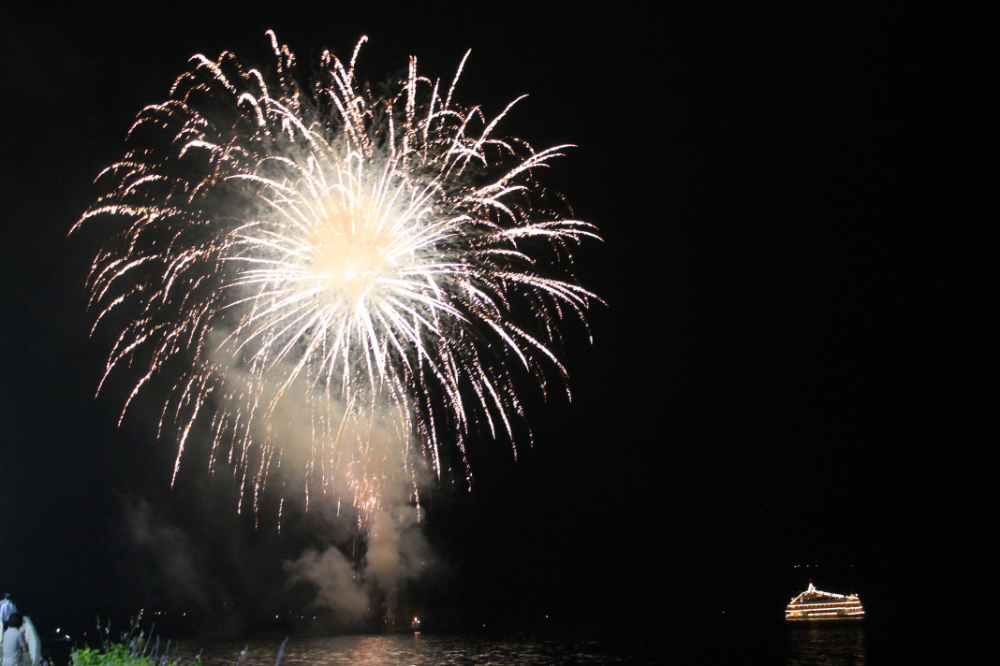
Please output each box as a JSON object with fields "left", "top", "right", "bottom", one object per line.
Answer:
{"left": 0, "top": 596, "right": 14, "bottom": 633}
{"left": 1, "top": 613, "right": 27, "bottom": 666}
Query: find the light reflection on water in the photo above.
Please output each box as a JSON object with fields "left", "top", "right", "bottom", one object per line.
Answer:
{"left": 174, "top": 634, "right": 629, "bottom": 666}
{"left": 787, "top": 623, "right": 866, "bottom": 666}
{"left": 171, "top": 624, "right": 872, "bottom": 665}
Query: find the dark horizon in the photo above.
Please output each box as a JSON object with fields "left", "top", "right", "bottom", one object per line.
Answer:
{"left": 0, "top": 0, "right": 995, "bottom": 651}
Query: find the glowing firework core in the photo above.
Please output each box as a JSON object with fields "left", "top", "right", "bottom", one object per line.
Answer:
{"left": 76, "top": 33, "right": 600, "bottom": 521}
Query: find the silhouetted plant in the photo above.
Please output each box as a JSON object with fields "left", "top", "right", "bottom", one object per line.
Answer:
{"left": 71, "top": 614, "right": 201, "bottom": 666}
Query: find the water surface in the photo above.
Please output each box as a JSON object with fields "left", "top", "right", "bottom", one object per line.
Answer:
{"left": 174, "top": 634, "right": 633, "bottom": 666}
{"left": 169, "top": 619, "right": 996, "bottom": 665}
{"left": 787, "top": 624, "right": 865, "bottom": 666}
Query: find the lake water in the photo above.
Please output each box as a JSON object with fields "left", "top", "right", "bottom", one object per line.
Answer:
{"left": 786, "top": 624, "right": 865, "bottom": 666}
{"left": 166, "top": 619, "right": 998, "bottom": 665}
{"left": 173, "top": 634, "right": 637, "bottom": 665}
{"left": 168, "top": 625, "right": 879, "bottom": 665}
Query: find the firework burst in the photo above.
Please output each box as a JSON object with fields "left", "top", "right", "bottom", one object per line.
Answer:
{"left": 75, "top": 32, "right": 600, "bottom": 522}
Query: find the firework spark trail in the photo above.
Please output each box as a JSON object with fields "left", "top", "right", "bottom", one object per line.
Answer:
{"left": 75, "top": 32, "right": 601, "bottom": 522}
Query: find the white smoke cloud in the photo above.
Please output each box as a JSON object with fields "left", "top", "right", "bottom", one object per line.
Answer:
{"left": 367, "top": 507, "right": 437, "bottom": 590}
{"left": 368, "top": 507, "right": 439, "bottom": 624}
{"left": 283, "top": 506, "right": 439, "bottom": 628}
{"left": 122, "top": 496, "right": 210, "bottom": 608}
{"left": 284, "top": 546, "right": 370, "bottom": 629}
{"left": 207, "top": 333, "right": 442, "bottom": 628}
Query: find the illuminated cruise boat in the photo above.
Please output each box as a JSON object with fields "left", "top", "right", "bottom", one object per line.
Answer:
{"left": 785, "top": 582, "right": 865, "bottom": 621}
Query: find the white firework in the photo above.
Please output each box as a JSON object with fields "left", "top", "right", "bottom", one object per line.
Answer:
{"left": 74, "top": 32, "right": 600, "bottom": 521}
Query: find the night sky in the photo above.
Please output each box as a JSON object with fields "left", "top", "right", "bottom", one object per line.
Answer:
{"left": 1, "top": 0, "right": 996, "bottom": 644}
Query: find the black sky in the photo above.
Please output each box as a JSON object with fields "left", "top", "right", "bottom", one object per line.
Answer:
{"left": 0, "top": 0, "right": 996, "bottom": 640}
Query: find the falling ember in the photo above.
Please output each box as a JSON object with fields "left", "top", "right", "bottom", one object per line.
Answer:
{"left": 74, "top": 32, "right": 601, "bottom": 522}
